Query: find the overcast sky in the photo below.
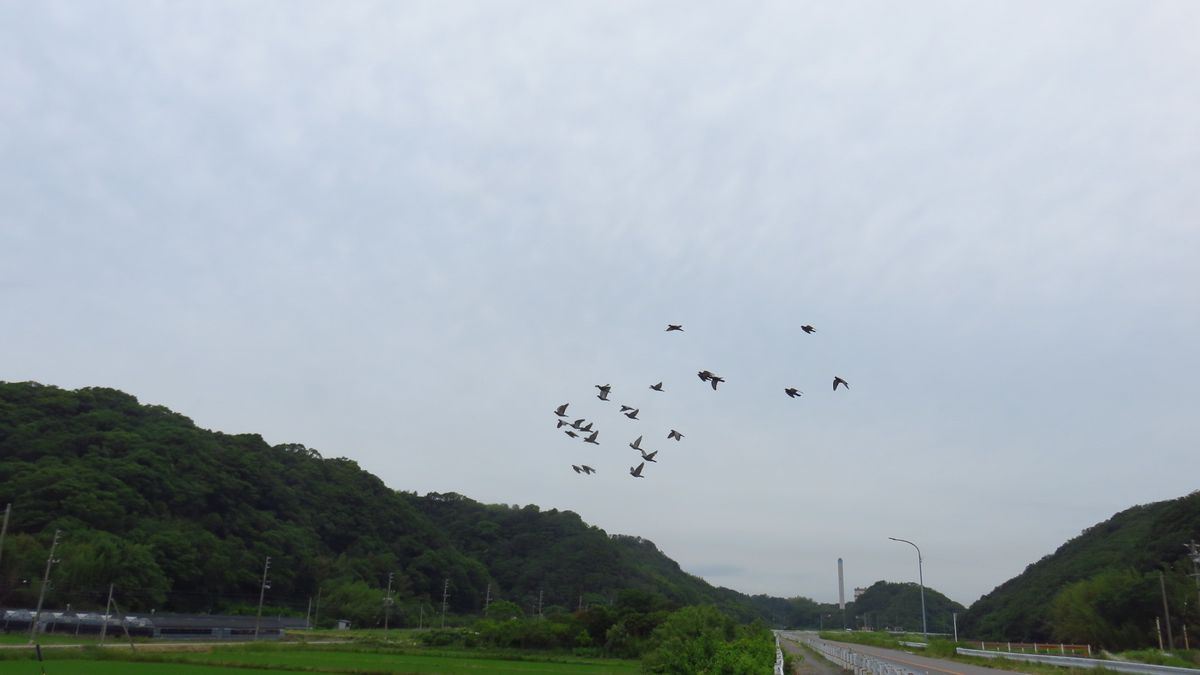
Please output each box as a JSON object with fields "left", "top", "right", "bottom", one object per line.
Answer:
{"left": 3, "top": 1, "right": 1198, "bottom": 607}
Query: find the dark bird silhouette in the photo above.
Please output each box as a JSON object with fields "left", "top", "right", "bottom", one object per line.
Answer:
{"left": 785, "top": 388, "right": 802, "bottom": 398}
{"left": 667, "top": 430, "right": 683, "bottom": 441}
{"left": 697, "top": 370, "right": 713, "bottom": 381}
{"left": 571, "top": 418, "right": 586, "bottom": 430}
{"left": 580, "top": 422, "right": 594, "bottom": 433}
{"left": 629, "top": 435, "right": 644, "bottom": 451}
{"left": 595, "top": 384, "right": 612, "bottom": 401}
{"left": 584, "top": 430, "right": 599, "bottom": 445}
{"left": 649, "top": 382, "right": 663, "bottom": 391}
{"left": 572, "top": 465, "right": 582, "bottom": 474}
{"left": 801, "top": 325, "right": 816, "bottom": 334}
{"left": 624, "top": 408, "right": 640, "bottom": 420}
{"left": 564, "top": 430, "right": 579, "bottom": 438}
{"left": 630, "top": 462, "right": 645, "bottom": 478}
{"left": 556, "top": 419, "right": 569, "bottom": 428}
{"left": 666, "top": 324, "right": 684, "bottom": 332}
{"left": 620, "top": 405, "right": 634, "bottom": 413}
{"left": 709, "top": 375, "right": 724, "bottom": 391}
{"left": 833, "top": 376, "right": 849, "bottom": 391}
{"left": 554, "top": 403, "right": 569, "bottom": 417}
{"left": 639, "top": 448, "right": 658, "bottom": 462}
{"left": 580, "top": 465, "right": 595, "bottom": 474}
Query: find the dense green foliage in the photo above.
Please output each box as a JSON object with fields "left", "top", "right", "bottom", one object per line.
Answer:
{"left": 847, "top": 580, "right": 965, "bottom": 633}
{"left": 960, "top": 491, "right": 1200, "bottom": 644}
{"left": 640, "top": 606, "right": 775, "bottom": 674}
{"left": 0, "top": 381, "right": 781, "bottom": 628}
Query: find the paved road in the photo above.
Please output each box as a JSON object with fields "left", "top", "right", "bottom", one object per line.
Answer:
{"left": 778, "top": 632, "right": 1032, "bottom": 675}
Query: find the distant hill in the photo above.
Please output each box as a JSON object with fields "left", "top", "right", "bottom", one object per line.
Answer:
{"left": 850, "top": 581, "right": 965, "bottom": 633}
{"left": 0, "top": 381, "right": 789, "bottom": 625}
{"left": 959, "top": 491, "right": 1200, "bottom": 643}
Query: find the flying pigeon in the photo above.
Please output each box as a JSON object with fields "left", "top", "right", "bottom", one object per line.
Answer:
{"left": 639, "top": 448, "right": 658, "bottom": 462}
{"left": 580, "top": 465, "right": 595, "bottom": 474}
{"left": 785, "top": 388, "right": 802, "bottom": 398}
{"left": 629, "top": 435, "right": 643, "bottom": 451}
{"left": 624, "top": 408, "right": 640, "bottom": 420}
{"left": 584, "top": 430, "right": 599, "bottom": 445}
{"left": 572, "top": 465, "right": 582, "bottom": 474}
{"left": 554, "top": 403, "right": 569, "bottom": 417}
{"left": 667, "top": 430, "right": 683, "bottom": 441}
{"left": 564, "top": 430, "right": 579, "bottom": 438}
{"left": 595, "top": 384, "right": 612, "bottom": 401}
{"left": 697, "top": 370, "right": 713, "bottom": 381}
{"left": 556, "top": 419, "right": 569, "bottom": 428}
{"left": 630, "top": 462, "right": 645, "bottom": 478}
{"left": 666, "top": 324, "right": 684, "bottom": 332}
{"left": 580, "top": 422, "right": 594, "bottom": 433}
{"left": 649, "top": 382, "right": 663, "bottom": 391}
{"left": 709, "top": 375, "right": 725, "bottom": 391}
{"left": 801, "top": 325, "right": 816, "bottom": 334}
{"left": 620, "top": 405, "right": 634, "bottom": 413}
{"left": 571, "top": 418, "right": 586, "bottom": 430}
{"left": 833, "top": 376, "right": 849, "bottom": 391}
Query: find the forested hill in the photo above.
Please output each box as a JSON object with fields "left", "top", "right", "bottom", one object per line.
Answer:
{"left": 959, "top": 491, "right": 1200, "bottom": 644}
{"left": 0, "top": 381, "right": 777, "bottom": 625}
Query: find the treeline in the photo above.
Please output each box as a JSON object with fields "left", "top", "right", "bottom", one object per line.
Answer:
{"left": 0, "top": 381, "right": 800, "bottom": 628}
{"left": 419, "top": 600, "right": 776, "bottom": 674}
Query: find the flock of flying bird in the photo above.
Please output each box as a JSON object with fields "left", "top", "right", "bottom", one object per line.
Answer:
{"left": 552, "top": 323, "right": 849, "bottom": 479}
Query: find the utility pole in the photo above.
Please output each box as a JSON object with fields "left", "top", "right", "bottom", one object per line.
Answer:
{"left": 99, "top": 583, "right": 114, "bottom": 645}
{"left": 305, "top": 596, "right": 312, "bottom": 630}
{"left": 484, "top": 583, "right": 491, "bottom": 614}
{"left": 1161, "top": 571, "right": 1175, "bottom": 650}
{"left": 537, "top": 588, "right": 544, "bottom": 619}
{"left": 1186, "top": 542, "right": 1200, "bottom": 610}
{"left": 313, "top": 585, "right": 322, "bottom": 630}
{"left": 0, "top": 503, "right": 11, "bottom": 571}
{"left": 384, "top": 572, "right": 394, "bottom": 636}
{"left": 253, "top": 556, "right": 271, "bottom": 640}
{"left": 440, "top": 579, "right": 449, "bottom": 628}
{"left": 29, "top": 529, "right": 62, "bottom": 643}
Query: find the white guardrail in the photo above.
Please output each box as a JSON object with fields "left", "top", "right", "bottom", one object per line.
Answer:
{"left": 774, "top": 633, "right": 785, "bottom": 675}
{"left": 778, "top": 632, "right": 923, "bottom": 675}
{"left": 958, "top": 647, "right": 1200, "bottom": 675}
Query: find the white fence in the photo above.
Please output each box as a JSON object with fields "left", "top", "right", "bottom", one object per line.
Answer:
{"left": 780, "top": 632, "right": 923, "bottom": 675}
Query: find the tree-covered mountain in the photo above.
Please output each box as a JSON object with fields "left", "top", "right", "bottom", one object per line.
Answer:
{"left": 0, "top": 381, "right": 792, "bottom": 626}
{"left": 848, "top": 581, "right": 965, "bottom": 633}
{"left": 959, "top": 491, "right": 1200, "bottom": 645}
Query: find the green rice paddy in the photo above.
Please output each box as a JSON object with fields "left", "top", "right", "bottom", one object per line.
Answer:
{"left": 0, "top": 642, "right": 641, "bottom": 675}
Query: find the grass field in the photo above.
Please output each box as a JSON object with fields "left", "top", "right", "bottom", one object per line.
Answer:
{"left": 0, "top": 643, "right": 642, "bottom": 675}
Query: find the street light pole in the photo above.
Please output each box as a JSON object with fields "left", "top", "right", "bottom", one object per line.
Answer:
{"left": 889, "top": 537, "right": 927, "bottom": 639}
